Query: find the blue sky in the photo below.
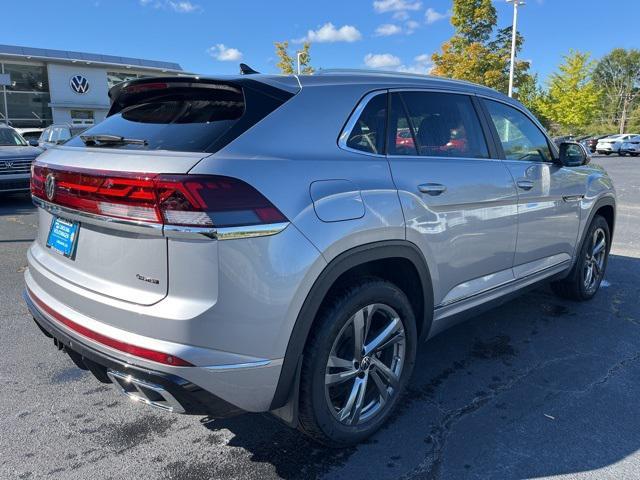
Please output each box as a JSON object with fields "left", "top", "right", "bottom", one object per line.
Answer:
{"left": 2, "top": 0, "right": 639, "bottom": 84}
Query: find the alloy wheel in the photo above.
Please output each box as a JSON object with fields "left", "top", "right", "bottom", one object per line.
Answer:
{"left": 583, "top": 227, "right": 607, "bottom": 294}
{"left": 324, "top": 303, "right": 406, "bottom": 426}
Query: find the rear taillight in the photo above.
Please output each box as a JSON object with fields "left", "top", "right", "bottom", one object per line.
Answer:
{"left": 31, "top": 163, "right": 287, "bottom": 228}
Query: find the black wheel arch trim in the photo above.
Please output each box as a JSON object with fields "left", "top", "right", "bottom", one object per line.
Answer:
{"left": 571, "top": 195, "right": 616, "bottom": 271}
{"left": 269, "top": 240, "right": 434, "bottom": 410}
{"left": 586, "top": 195, "right": 615, "bottom": 239}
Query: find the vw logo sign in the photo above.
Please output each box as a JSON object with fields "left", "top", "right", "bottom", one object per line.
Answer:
{"left": 4, "top": 161, "right": 14, "bottom": 169}
{"left": 45, "top": 173, "right": 56, "bottom": 201}
{"left": 70, "top": 75, "right": 90, "bottom": 94}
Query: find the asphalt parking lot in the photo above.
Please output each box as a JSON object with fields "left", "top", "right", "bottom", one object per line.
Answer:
{"left": 1, "top": 154, "right": 639, "bottom": 480}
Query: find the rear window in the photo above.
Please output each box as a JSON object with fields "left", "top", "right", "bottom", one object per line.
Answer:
{"left": 66, "top": 80, "right": 292, "bottom": 153}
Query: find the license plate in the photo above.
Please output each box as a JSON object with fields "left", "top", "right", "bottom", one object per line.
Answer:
{"left": 46, "top": 217, "right": 79, "bottom": 258}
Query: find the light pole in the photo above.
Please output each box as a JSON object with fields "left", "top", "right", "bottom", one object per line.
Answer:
{"left": 507, "top": 0, "right": 525, "bottom": 97}
{"left": 296, "top": 51, "right": 303, "bottom": 75}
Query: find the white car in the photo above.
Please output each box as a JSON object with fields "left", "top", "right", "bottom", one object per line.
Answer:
{"left": 619, "top": 135, "right": 640, "bottom": 156}
{"left": 596, "top": 134, "right": 638, "bottom": 155}
{"left": 15, "top": 128, "right": 44, "bottom": 146}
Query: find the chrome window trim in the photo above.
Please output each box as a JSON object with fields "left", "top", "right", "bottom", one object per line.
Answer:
{"left": 337, "top": 89, "right": 388, "bottom": 158}
{"left": 33, "top": 196, "right": 289, "bottom": 241}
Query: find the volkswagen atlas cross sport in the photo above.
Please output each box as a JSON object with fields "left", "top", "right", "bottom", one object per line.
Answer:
{"left": 24, "top": 71, "right": 615, "bottom": 446}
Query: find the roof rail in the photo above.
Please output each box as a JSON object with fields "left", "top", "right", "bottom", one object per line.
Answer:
{"left": 313, "top": 68, "right": 490, "bottom": 90}
{"left": 314, "top": 68, "right": 432, "bottom": 79}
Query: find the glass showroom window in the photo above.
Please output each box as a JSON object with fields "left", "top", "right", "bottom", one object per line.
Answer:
{"left": 1, "top": 63, "right": 52, "bottom": 127}
{"left": 3, "top": 63, "right": 49, "bottom": 92}
{"left": 5, "top": 91, "right": 52, "bottom": 127}
{"left": 70, "top": 109, "right": 95, "bottom": 126}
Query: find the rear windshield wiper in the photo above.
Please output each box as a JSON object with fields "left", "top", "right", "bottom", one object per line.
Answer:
{"left": 80, "top": 134, "right": 148, "bottom": 147}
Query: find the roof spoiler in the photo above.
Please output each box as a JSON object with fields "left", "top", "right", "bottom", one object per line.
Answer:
{"left": 107, "top": 75, "right": 299, "bottom": 117}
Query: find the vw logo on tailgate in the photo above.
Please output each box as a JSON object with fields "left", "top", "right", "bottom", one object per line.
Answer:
{"left": 70, "top": 75, "right": 90, "bottom": 94}
{"left": 45, "top": 173, "right": 56, "bottom": 201}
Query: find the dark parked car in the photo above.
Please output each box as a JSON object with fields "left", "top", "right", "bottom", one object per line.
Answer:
{"left": 0, "top": 126, "right": 42, "bottom": 193}
{"left": 587, "top": 134, "right": 614, "bottom": 153}
{"left": 552, "top": 135, "right": 576, "bottom": 146}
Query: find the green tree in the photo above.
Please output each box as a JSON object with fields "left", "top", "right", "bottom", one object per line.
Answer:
{"left": 431, "top": 0, "right": 532, "bottom": 95}
{"left": 274, "top": 41, "right": 314, "bottom": 75}
{"left": 538, "top": 51, "right": 602, "bottom": 135}
{"left": 450, "top": 0, "right": 496, "bottom": 43}
{"left": 516, "top": 73, "right": 549, "bottom": 127}
{"left": 593, "top": 48, "right": 640, "bottom": 134}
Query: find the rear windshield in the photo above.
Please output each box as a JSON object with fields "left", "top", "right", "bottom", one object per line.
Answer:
{"left": 66, "top": 81, "right": 291, "bottom": 153}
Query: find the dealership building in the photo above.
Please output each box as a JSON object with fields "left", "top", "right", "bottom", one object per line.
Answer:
{"left": 0, "top": 44, "right": 184, "bottom": 128}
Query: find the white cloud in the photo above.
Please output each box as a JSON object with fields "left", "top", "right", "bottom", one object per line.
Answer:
{"left": 295, "top": 23, "right": 362, "bottom": 43}
{"left": 375, "top": 24, "right": 402, "bottom": 36}
{"left": 167, "top": 1, "right": 199, "bottom": 12}
{"left": 397, "top": 54, "right": 433, "bottom": 74}
{"left": 363, "top": 52, "right": 432, "bottom": 74}
{"left": 139, "top": 0, "right": 201, "bottom": 12}
{"left": 405, "top": 20, "right": 420, "bottom": 34}
{"left": 425, "top": 7, "right": 450, "bottom": 24}
{"left": 373, "top": 0, "right": 422, "bottom": 13}
{"left": 207, "top": 44, "right": 243, "bottom": 62}
{"left": 364, "top": 53, "right": 402, "bottom": 69}
{"left": 392, "top": 10, "right": 410, "bottom": 20}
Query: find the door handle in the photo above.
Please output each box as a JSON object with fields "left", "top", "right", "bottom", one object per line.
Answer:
{"left": 418, "top": 183, "right": 447, "bottom": 196}
{"left": 516, "top": 179, "right": 534, "bottom": 190}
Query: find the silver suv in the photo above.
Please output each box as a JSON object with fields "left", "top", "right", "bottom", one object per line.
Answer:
{"left": 24, "top": 72, "right": 615, "bottom": 446}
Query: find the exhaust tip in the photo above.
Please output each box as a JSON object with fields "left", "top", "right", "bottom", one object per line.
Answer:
{"left": 107, "top": 369, "right": 185, "bottom": 413}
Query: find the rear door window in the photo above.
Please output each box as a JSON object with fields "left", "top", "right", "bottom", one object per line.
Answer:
{"left": 400, "top": 91, "right": 489, "bottom": 159}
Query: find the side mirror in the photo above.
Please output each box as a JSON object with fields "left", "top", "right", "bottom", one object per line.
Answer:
{"left": 28, "top": 139, "right": 39, "bottom": 147}
{"left": 559, "top": 141, "right": 590, "bottom": 167}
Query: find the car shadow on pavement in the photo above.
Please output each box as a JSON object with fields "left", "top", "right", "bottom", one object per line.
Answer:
{"left": 0, "top": 192, "right": 35, "bottom": 215}
{"left": 202, "top": 253, "right": 640, "bottom": 480}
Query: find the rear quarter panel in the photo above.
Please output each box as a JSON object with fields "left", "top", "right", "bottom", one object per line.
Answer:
{"left": 190, "top": 83, "right": 407, "bottom": 262}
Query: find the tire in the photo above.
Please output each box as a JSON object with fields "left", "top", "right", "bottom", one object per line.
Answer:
{"left": 297, "top": 277, "right": 417, "bottom": 446}
{"left": 551, "top": 215, "right": 610, "bottom": 301}
{"left": 631, "top": 153, "right": 639, "bottom": 157}
{"left": 619, "top": 151, "right": 627, "bottom": 157}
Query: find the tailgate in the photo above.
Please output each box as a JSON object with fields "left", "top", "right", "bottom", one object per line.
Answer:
{"left": 28, "top": 75, "right": 294, "bottom": 306}
{"left": 31, "top": 147, "right": 207, "bottom": 306}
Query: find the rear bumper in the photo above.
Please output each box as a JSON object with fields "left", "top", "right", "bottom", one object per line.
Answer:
{"left": 23, "top": 270, "right": 287, "bottom": 413}
{"left": 24, "top": 289, "right": 243, "bottom": 417}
